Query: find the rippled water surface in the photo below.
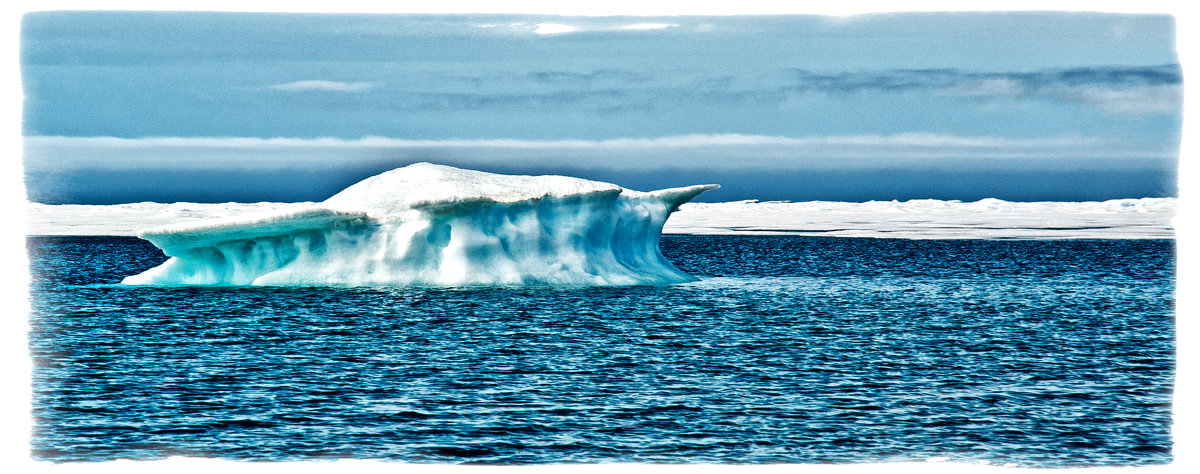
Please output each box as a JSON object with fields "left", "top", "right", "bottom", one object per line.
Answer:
{"left": 27, "top": 235, "right": 1174, "bottom": 465}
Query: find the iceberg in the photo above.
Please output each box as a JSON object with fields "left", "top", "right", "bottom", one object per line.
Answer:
{"left": 121, "top": 163, "right": 718, "bottom": 286}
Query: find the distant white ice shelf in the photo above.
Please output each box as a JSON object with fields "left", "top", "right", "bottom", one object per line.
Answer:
{"left": 669, "top": 198, "right": 1176, "bottom": 240}
{"left": 29, "top": 197, "right": 1175, "bottom": 240}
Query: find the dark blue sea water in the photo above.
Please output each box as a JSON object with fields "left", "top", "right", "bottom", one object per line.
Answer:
{"left": 27, "top": 235, "right": 1175, "bottom": 466}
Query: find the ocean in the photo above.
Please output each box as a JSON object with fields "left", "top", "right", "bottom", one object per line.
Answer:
{"left": 27, "top": 234, "right": 1174, "bottom": 466}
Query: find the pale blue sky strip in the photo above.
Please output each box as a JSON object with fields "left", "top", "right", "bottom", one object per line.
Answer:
{"left": 20, "top": 11, "right": 1180, "bottom": 203}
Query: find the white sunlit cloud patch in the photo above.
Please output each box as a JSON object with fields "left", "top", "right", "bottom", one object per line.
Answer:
{"left": 496, "top": 21, "right": 680, "bottom": 35}
{"left": 267, "top": 80, "right": 375, "bottom": 92}
{"left": 533, "top": 23, "right": 578, "bottom": 35}
{"left": 619, "top": 23, "right": 678, "bottom": 31}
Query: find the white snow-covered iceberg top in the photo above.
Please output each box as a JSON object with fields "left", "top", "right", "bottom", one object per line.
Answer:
{"left": 122, "top": 163, "right": 718, "bottom": 286}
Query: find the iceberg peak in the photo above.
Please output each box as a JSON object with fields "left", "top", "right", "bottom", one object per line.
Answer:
{"left": 323, "top": 162, "right": 623, "bottom": 217}
{"left": 123, "top": 163, "right": 718, "bottom": 286}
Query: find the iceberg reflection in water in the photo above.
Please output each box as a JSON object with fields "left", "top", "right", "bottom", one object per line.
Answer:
{"left": 121, "top": 163, "right": 717, "bottom": 286}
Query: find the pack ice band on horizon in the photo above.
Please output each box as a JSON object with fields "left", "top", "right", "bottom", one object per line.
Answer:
{"left": 28, "top": 196, "right": 1176, "bottom": 240}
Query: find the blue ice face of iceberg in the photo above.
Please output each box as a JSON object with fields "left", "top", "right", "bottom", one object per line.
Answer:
{"left": 121, "top": 163, "right": 717, "bottom": 286}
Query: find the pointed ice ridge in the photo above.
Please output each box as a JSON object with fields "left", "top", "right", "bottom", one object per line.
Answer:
{"left": 122, "top": 163, "right": 718, "bottom": 286}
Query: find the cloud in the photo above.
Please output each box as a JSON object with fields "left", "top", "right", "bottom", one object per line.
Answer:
{"left": 619, "top": 23, "right": 678, "bottom": 31}
{"left": 267, "top": 80, "right": 375, "bottom": 92}
{"left": 24, "top": 133, "right": 1174, "bottom": 176}
{"left": 414, "top": 64, "right": 1182, "bottom": 117}
{"left": 1074, "top": 84, "right": 1180, "bottom": 115}
{"left": 787, "top": 64, "right": 1182, "bottom": 116}
{"left": 527, "top": 69, "right": 648, "bottom": 84}
{"left": 533, "top": 23, "right": 577, "bottom": 35}
{"left": 503, "top": 21, "right": 680, "bottom": 35}
{"left": 936, "top": 66, "right": 1183, "bottom": 115}
{"left": 942, "top": 78, "right": 1026, "bottom": 98}
{"left": 23, "top": 133, "right": 1107, "bottom": 150}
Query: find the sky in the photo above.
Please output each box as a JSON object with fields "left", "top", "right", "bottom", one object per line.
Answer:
{"left": 20, "top": 10, "right": 1181, "bottom": 203}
